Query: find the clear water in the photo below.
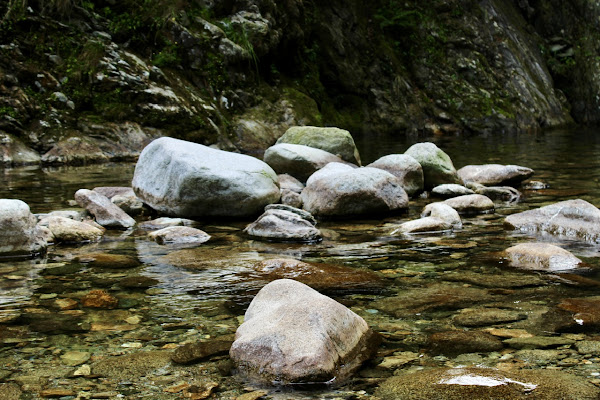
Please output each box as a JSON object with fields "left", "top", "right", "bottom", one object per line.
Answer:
{"left": 1, "top": 128, "right": 600, "bottom": 398}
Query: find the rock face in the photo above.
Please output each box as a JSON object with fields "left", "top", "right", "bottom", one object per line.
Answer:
{"left": 244, "top": 207, "right": 322, "bottom": 242}
{"left": 74, "top": 189, "right": 136, "bottom": 229}
{"left": 301, "top": 166, "right": 409, "bottom": 217}
{"left": 276, "top": 126, "right": 361, "bottom": 165}
{"left": 505, "top": 243, "right": 582, "bottom": 272}
{"left": 132, "top": 137, "right": 280, "bottom": 218}
{"left": 458, "top": 164, "right": 534, "bottom": 186}
{"left": 230, "top": 279, "right": 378, "bottom": 384}
{"left": 263, "top": 143, "right": 349, "bottom": 182}
{"left": 367, "top": 154, "right": 424, "bottom": 197}
{"left": 404, "top": 143, "right": 460, "bottom": 189}
{"left": 504, "top": 199, "right": 600, "bottom": 242}
{"left": 0, "top": 199, "right": 47, "bottom": 257}
{"left": 443, "top": 194, "right": 495, "bottom": 215}
{"left": 375, "top": 367, "right": 600, "bottom": 400}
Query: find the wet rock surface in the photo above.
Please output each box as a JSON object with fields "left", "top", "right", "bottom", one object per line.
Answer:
{"left": 148, "top": 226, "right": 211, "bottom": 245}
{"left": 458, "top": 164, "right": 534, "bottom": 186}
{"left": 74, "top": 189, "right": 135, "bottom": 229}
{"left": 405, "top": 142, "right": 460, "bottom": 189}
{"left": 276, "top": 126, "right": 361, "bottom": 165}
{"left": 505, "top": 242, "right": 582, "bottom": 271}
{"left": 244, "top": 207, "right": 321, "bottom": 242}
{"left": 367, "top": 154, "right": 424, "bottom": 197}
{"left": 442, "top": 194, "right": 495, "bottom": 214}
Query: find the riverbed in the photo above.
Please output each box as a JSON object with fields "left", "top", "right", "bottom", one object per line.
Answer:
{"left": 1, "top": 128, "right": 600, "bottom": 399}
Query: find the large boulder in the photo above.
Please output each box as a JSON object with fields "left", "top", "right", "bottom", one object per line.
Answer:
{"left": 229, "top": 279, "right": 378, "bottom": 384}
{"left": 263, "top": 143, "right": 349, "bottom": 182}
{"left": 367, "top": 154, "right": 424, "bottom": 196}
{"left": 244, "top": 207, "right": 322, "bottom": 242}
{"left": 132, "top": 137, "right": 280, "bottom": 218}
{"left": 404, "top": 142, "right": 460, "bottom": 189}
{"left": 75, "top": 189, "right": 136, "bottom": 229}
{"left": 504, "top": 199, "right": 600, "bottom": 243}
{"left": 277, "top": 126, "right": 361, "bottom": 165}
{"left": 0, "top": 199, "right": 47, "bottom": 257}
{"left": 504, "top": 243, "right": 582, "bottom": 272}
{"left": 301, "top": 165, "right": 409, "bottom": 217}
{"left": 458, "top": 164, "right": 534, "bottom": 186}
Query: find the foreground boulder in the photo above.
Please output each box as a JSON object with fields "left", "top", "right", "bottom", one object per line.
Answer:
{"left": 230, "top": 279, "right": 379, "bottom": 384}
{"left": 505, "top": 243, "right": 582, "bottom": 272}
{"left": 375, "top": 367, "right": 600, "bottom": 400}
{"left": 277, "top": 126, "right": 361, "bottom": 165}
{"left": 404, "top": 142, "right": 460, "bottom": 189}
{"left": 367, "top": 154, "right": 424, "bottom": 196}
{"left": 244, "top": 206, "right": 322, "bottom": 242}
{"left": 132, "top": 137, "right": 280, "bottom": 217}
{"left": 458, "top": 164, "right": 534, "bottom": 186}
{"left": 0, "top": 199, "right": 47, "bottom": 257}
{"left": 263, "top": 143, "right": 349, "bottom": 182}
{"left": 504, "top": 199, "right": 600, "bottom": 243}
{"left": 74, "top": 189, "right": 135, "bottom": 229}
{"left": 301, "top": 165, "right": 409, "bottom": 217}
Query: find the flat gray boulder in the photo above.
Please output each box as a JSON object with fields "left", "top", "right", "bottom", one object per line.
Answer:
{"left": 230, "top": 279, "right": 378, "bottom": 384}
{"left": 431, "top": 183, "right": 475, "bottom": 198}
{"left": 504, "top": 199, "right": 600, "bottom": 242}
{"left": 458, "top": 164, "right": 534, "bottom": 186}
{"left": 367, "top": 154, "right": 424, "bottom": 197}
{"left": 301, "top": 166, "right": 409, "bottom": 217}
{"left": 505, "top": 242, "right": 582, "bottom": 272}
{"left": 404, "top": 142, "right": 460, "bottom": 189}
{"left": 277, "top": 126, "right": 361, "bottom": 165}
{"left": 75, "top": 189, "right": 136, "bottom": 229}
{"left": 264, "top": 143, "right": 349, "bottom": 182}
{"left": 443, "top": 194, "right": 495, "bottom": 215}
{"left": 148, "top": 226, "right": 211, "bottom": 245}
{"left": 132, "top": 137, "right": 280, "bottom": 217}
{"left": 244, "top": 207, "right": 321, "bottom": 242}
{"left": 0, "top": 199, "right": 47, "bottom": 257}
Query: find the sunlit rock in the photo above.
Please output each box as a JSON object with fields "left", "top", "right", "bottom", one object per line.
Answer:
{"left": 132, "top": 137, "right": 280, "bottom": 217}
{"left": 421, "top": 202, "right": 462, "bottom": 229}
{"left": 390, "top": 217, "right": 452, "bottom": 235}
{"left": 504, "top": 199, "right": 600, "bottom": 242}
{"left": 504, "top": 242, "right": 582, "bottom": 272}
{"left": 0, "top": 199, "right": 47, "bottom": 257}
{"left": 302, "top": 165, "right": 408, "bottom": 217}
{"left": 442, "top": 194, "right": 494, "bottom": 214}
{"left": 38, "top": 215, "right": 104, "bottom": 243}
{"left": 139, "top": 217, "right": 196, "bottom": 230}
{"left": 375, "top": 367, "right": 599, "bottom": 399}
{"left": 264, "top": 143, "right": 350, "bottom": 182}
{"left": 230, "top": 279, "right": 379, "bottom": 385}
{"left": 366, "top": 154, "right": 424, "bottom": 196}
{"left": 431, "top": 183, "right": 474, "bottom": 198}
{"left": 458, "top": 164, "right": 534, "bottom": 186}
{"left": 75, "top": 189, "right": 135, "bottom": 229}
{"left": 148, "top": 226, "right": 211, "bottom": 245}
{"left": 404, "top": 142, "right": 460, "bottom": 189}
{"left": 277, "top": 126, "right": 361, "bottom": 165}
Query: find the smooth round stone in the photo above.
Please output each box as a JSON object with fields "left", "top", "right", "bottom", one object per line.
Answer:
{"left": 431, "top": 184, "right": 475, "bottom": 198}
{"left": 505, "top": 242, "right": 582, "bottom": 272}
{"left": 404, "top": 142, "right": 460, "bottom": 189}
{"left": 457, "top": 164, "right": 534, "bottom": 186}
{"left": 367, "top": 154, "right": 424, "bottom": 196}
{"left": 442, "top": 194, "right": 494, "bottom": 214}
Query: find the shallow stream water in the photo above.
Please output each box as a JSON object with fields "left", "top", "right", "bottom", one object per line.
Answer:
{"left": 2, "top": 128, "right": 600, "bottom": 399}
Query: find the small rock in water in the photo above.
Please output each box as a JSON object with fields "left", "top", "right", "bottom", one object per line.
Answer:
{"left": 244, "top": 207, "right": 321, "bottom": 242}
{"left": 442, "top": 194, "right": 495, "bottom": 214}
{"left": 74, "top": 189, "right": 135, "bottom": 229}
{"left": 421, "top": 202, "right": 462, "bottom": 229}
{"left": 148, "top": 226, "right": 211, "bottom": 245}
{"left": 60, "top": 351, "right": 91, "bottom": 366}
{"left": 390, "top": 216, "right": 452, "bottom": 235}
{"left": 79, "top": 253, "right": 140, "bottom": 269}
{"left": 504, "top": 243, "right": 582, "bottom": 272}
{"left": 38, "top": 216, "right": 104, "bottom": 243}
{"left": 139, "top": 217, "right": 197, "bottom": 229}
{"left": 0, "top": 199, "right": 47, "bottom": 257}
{"left": 431, "top": 183, "right": 475, "bottom": 198}
{"left": 81, "top": 290, "right": 119, "bottom": 309}
{"left": 171, "top": 339, "right": 233, "bottom": 364}
{"left": 457, "top": 164, "right": 534, "bottom": 186}
{"left": 428, "top": 330, "right": 503, "bottom": 356}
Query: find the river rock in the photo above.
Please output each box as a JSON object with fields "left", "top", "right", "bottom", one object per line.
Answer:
{"left": 81, "top": 289, "right": 119, "bottom": 309}
{"left": 38, "top": 216, "right": 104, "bottom": 243}
{"left": 428, "top": 330, "right": 503, "bottom": 356}
{"left": 421, "top": 202, "right": 462, "bottom": 228}
{"left": 171, "top": 339, "right": 233, "bottom": 364}
{"left": 276, "top": 126, "right": 361, "bottom": 165}
{"left": 504, "top": 199, "right": 600, "bottom": 242}
{"left": 244, "top": 207, "right": 322, "bottom": 242}
{"left": 0, "top": 199, "right": 47, "bottom": 257}
{"left": 94, "top": 187, "right": 145, "bottom": 215}
{"left": 404, "top": 142, "right": 460, "bottom": 189}
{"left": 367, "top": 154, "right": 424, "bottom": 196}
{"left": 74, "top": 189, "right": 135, "bottom": 229}
{"left": 230, "top": 279, "right": 379, "bottom": 384}
{"left": 431, "top": 184, "right": 475, "bottom": 198}
{"left": 250, "top": 258, "right": 386, "bottom": 293}
{"left": 265, "top": 204, "right": 317, "bottom": 225}
{"left": 280, "top": 189, "right": 303, "bottom": 208}
{"left": 139, "top": 217, "right": 196, "bottom": 229}
{"left": 504, "top": 243, "right": 582, "bottom": 272}
{"left": 504, "top": 336, "right": 575, "bottom": 349}
{"left": 391, "top": 217, "right": 452, "bottom": 235}
{"left": 148, "top": 226, "right": 211, "bottom": 245}
{"left": 458, "top": 164, "right": 534, "bottom": 186}
{"left": 278, "top": 174, "right": 304, "bottom": 193}
{"left": 442, "top": 194, "right": 495, "bottom": 214}
{"left": 375, "top": 367, "right": 600, "bottom": 400}
{"left": 78, "top": 253, "right": 141, "bottom": 269}
{"left": 263, "top": 143, "right": 349, "bottom": 182}
{"left": 556, "top": 297, "right": 600, "bottom": 331}
{"left": 132, "top": 137, "right": 280, "bottom": 217}
{"left": 92, "top": 186, "right": 134, "bottom": 199}
{"left": 467, "top": 182, "right": 521, "bottom": 202}
{"left": 301, "top": 166, "right": 409, "bottom": 217}
{"left": 92, "top": 351, "right": 171, "bottom": 380}
{"left": 453, "top": 307, "right": 527, "bottom": 327}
